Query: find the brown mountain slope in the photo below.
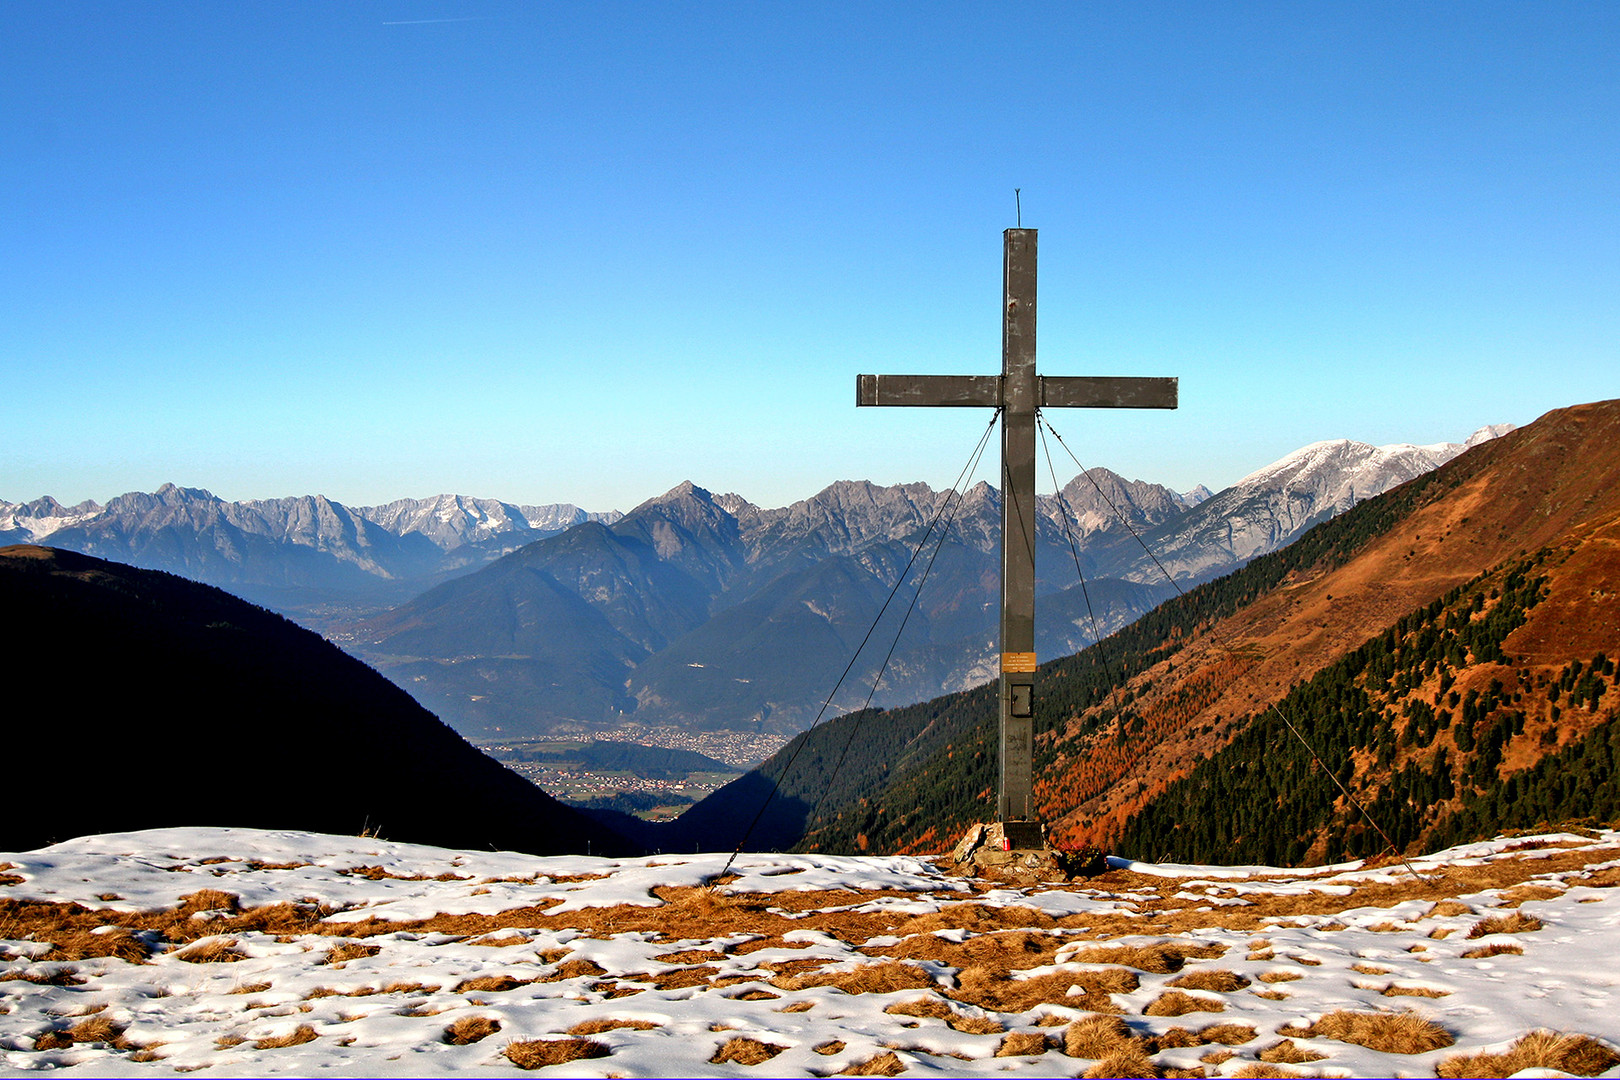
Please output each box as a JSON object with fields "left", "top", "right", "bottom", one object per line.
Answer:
{"left": 1037, "top": 399, "right": 1620, "bottom": 851}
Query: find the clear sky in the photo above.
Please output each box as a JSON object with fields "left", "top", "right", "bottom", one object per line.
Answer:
{"left": 4, "top": 2, "right": 1616, "bottom": 513}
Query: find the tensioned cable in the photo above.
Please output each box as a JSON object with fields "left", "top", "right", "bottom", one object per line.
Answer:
{"left": 801, "top": 411, "right": 1001, "bottom": 834}
{"left": 1037, "top": 412, "right": 1123, "bottom": 704}
{"left": 718, "top": 410, "right": 1002, "bottom": 877}
{"left": 1038, "top": 413, "right": 1435, "bottom": 882}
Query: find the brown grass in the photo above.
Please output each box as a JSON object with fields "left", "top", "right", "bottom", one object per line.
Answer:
{"left": 1498, "top": 884, "right": 1564, "bottom": 907}
{"left": 1081, "top": 1046, "right": 1158, "bottom": 1078}
{"left": 253, "top": 1023, "right": 318, "bottom": 1050}
{"left": 453, "top": 974, "right": 536, "bottom": 993}
{"left": 1166, "top": 968, "right": 1250, "bottom": 993}
{"left": 1380, "top": 982, "right": 1450, "bottom": 998}
{"left": 32, "top": 1015, "right": 138, "bottom": 1051}
{"left": 1230, "top": 1065, "right": 1304, "bottom": 1078}
{"left": 814, "top": 1040, "right": 846, "bottom": 1054}
{"left": 1255, "top": 969, "right": 1302, "bottom": 984}
{"left": 1437, "top": 1031, "right": 1620, "bottom": 1078}
{"left": 952, "top": 966, "right": 1136, "bottom": 1013}
{"left": 995, "top": 1031, "right": 1050, "bottom": 1056}
{"left": 1350, "top": 962, "right": 1391, "bottom": 975}
{"left": 1196, "top": 1023, "right": 1257, "bottom": 1045}
{"left": 710, "top": 1036, "right": 787, "bottom": 1065}
{"left": 542, "top": 958, "right": 608, "bottom": 982}
{"left": 1280, "top": 1009, "right": 1453, "bottom": 1054}
{"left": 567, "top": 1018, "right": 658, "bottom": 1035}
{"left": 653, "top": 948, "right": 727, "bottom": 964}
{"left": 884, "top": 996, "right": 1004, "bottom": 1034}
{"left": 1467, "top": 911, "right": 1544, "bottom": 938}
{"left": 1062, "top": 942, "right": 1226, "bottom": 973}
{"left": 176, "top": 937, "right": 244, "bottom": 964}
{"left": 320, "top": 941, "right": 381, "bottom": 966}
{"left": 1258, "top": 1038, "right": 1327, "bottom": 1063}
{"left": 1460, "top": 942, "right": 1523, "bottom": 958}
{"left": 1428, "top": 899, "right": 1474, "bottom": 918}
{"left": 1064, "top": 1014, "right": 1136, "bottom": 1059}
{"left": 835, "top": 1050, "right": 906, "bottom": 1075}
{"left": 772, "top": 960, "right": 935, "bottom": 995}
{"left": 1144, "top": 990, "right": 1225, "bottom": 1016}
{"left": 503, "top": 1038, "right": 610, "bottom": 1069}
{"left": 442, "top": 1015, "right": 501, "bottom": 1044}
{"left": 777, "top": 1001, "right": 815, "bottom": 1013}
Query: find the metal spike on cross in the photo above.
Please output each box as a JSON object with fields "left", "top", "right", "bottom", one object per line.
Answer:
{"left": 857, "top": 228, "right": 1178, "bottom": 847}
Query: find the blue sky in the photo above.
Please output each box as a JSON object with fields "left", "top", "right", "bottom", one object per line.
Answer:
{"left": 4, "top": 2, "right": 1616, "bottom": 512}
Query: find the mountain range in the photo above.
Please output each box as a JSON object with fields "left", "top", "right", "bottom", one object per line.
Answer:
{"left": 638, "top": 400, "right": 1617, "bottom": 863}
{"left": 0, "top": 488, "right": 621, "bottom": 620}
{"left": 341, "top": 429, "right": 1507, "bottom": 740}
{"left": 4, "top": 426, "right": 1506, "bottom": 745}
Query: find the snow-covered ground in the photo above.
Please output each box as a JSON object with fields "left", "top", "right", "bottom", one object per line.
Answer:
{"left": 2, "top": 827, "right": 1617, "bottom": 1077}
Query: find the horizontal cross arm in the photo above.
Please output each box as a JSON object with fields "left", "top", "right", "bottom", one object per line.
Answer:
{"left": 857, "top": 373, "right": 1002, "bottom": 408}
{"left": 1040, "top": 376, "right": 1178, "bottom": 410}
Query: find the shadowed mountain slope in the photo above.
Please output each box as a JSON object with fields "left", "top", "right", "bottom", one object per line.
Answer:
{"left": 0, "top": 546, "right": 638, "bottom": 856}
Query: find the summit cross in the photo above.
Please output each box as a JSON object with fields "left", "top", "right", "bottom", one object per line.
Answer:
{"left": 857, "top": 228, "right": 1178, "bottom": 846}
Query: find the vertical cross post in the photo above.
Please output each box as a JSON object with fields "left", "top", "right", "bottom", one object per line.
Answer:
{"left": 999, "top": 229, "right": 1039, "bottom": 836}
{"left": 856, "top": 228, "right": 1176, "bottom": 848}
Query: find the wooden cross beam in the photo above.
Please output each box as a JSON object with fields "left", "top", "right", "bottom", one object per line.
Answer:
{"left": 857, "top": 229, "right": 1177, "bottom": 844}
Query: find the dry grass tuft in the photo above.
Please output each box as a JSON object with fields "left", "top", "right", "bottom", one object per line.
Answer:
{"left": 503, "top": 1037, "right": 610, "bottom": 1069}
{"left": 320, "top": 942, "right": 381, "bottom": 966}
{"left": 1230, "top": 1065, "right": 1304, "bottom": 1078}
{"left": 774, "top": 960, "right": 935, "bottom": 995}
{"left": 1081, "top": 1046, "right": 1159, "bottom": 1078}
{"left": 1380, "top": 982, "right": 1450, "bottom": 998}
{"left": 442, "top": 1015, "right": 501, "bottom": 1045}
{"left": 229, "top": 981, "right": 272, "bottom": 995}
{"left": 778, "top": 1001, "right": 815, "bottom": 1013}
{"left": 710, "top": 1036, "right": 787, "bottom": 1065}
{"left": 1428, "top": 899, "right": 1473, "bottom": 918}
{"left": 1437, "top": 1031, "right": 1620, "bottom": 1078}
{"left": 1258, "top": 1038, "right": 1327, "bottom": 1063}
{"left": 1350, "top": 962, "right": 1391, "bottom": 975}
{"left": 253, "top": 1024, "right": 318, "bottom": 1050}
{"left": 1467, "top": 911, "right": 1543, "bottom": 938}
{"left": 1196, "top": 1023, "right": 1257, "bottom": 1045}
{"left": 1144, "top": 990, "right": 1225, "bottom": 1016}
{"left": 1282, "top": 1009, "right": 1453, "bottom": 1054}
{"left": 884, "top": 996, "right": 1003, "bottom": 1034}
{"left": 541, "top": 958, "right": 608, "bottom": 982}
{"left": 453, "top": 974, "right": 536, "bottom": 993}
{"left": 995, "top": 1031, "right": 1050, "bottom": 1056}
{"left": 1256, "top": 969, "right": 1302, "bottom": 983}
{"left": 1062, "top": 942, "right": 1225, "bottom": 974}
{"left": 814, "top": 1040, "right": 846, "bottom": 1055}
{"left": 567, "top": 1018, "right": 658, "bottom": 1035}
{"left": 176, "top": 937, "right": 243, "bottom": 964}
{"left": 1166, "top": 968, "right": 1250, "bottom": 993}
{"left": 1498, "top": 884, "right": 1564, "bottom": 907}
{"left": 1062, "top": 1014, "right": 1138, "bottom": 1059}
{"left": 952, "top": 966, "right": 1135, "bottom": 1013}
{"left": 2, "top": 968, "right": 87, "bottom": 987}
{"left": 835, "top": 1050, "right": 907, "bottom": 1075}
{"left": 653, "top": 948, "right": 726, "bottom": 964}
{"left": 1460, "top": 942, "right": 1523, "bottom": 959}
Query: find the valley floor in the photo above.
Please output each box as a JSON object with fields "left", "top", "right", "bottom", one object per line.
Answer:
{"left": 2, "top": 828, "right": 1618, "bottom": 1077}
